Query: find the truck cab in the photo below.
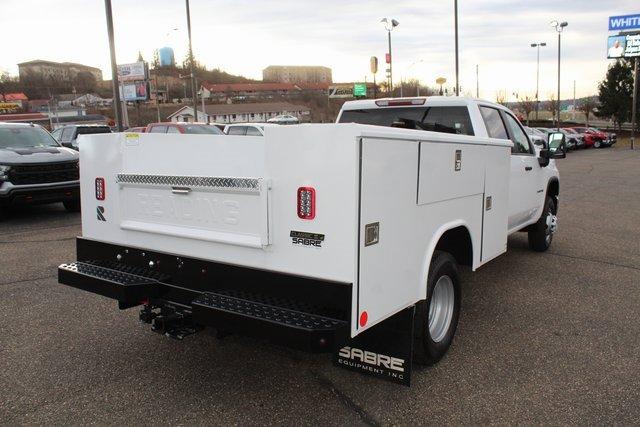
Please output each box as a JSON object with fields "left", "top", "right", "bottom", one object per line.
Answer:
{"left": 337, "top": 97, "right": 561, "bottom": 236}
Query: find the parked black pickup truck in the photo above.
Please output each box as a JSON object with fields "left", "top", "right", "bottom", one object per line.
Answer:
{"left": 0, "top": 123, "right": 80, "bottom": 219}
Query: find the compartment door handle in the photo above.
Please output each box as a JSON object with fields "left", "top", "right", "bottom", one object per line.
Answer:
{"left": 171, "top": 187, "right": 191, "bottom": 194}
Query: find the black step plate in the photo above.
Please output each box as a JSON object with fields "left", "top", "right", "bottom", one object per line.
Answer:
{"left": 58, "top": 261, "right": 164, "bottom": 302}
{"left": 192, "top": 291, "right": 348, "bottom": 352}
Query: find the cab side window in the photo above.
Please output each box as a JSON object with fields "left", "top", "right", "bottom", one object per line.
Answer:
{"left": 227, "top": 126, "right": 247, "bottom": 135}
{"left": 60, "top": 127, "right": 74, "bottom": 143}
{"left": 149, "top": 125, "right": 167, "bottom": 133}
{"left": 479, "top": 106, "right": 508, "bottom": 140}
{"left": 503, "top": 113, "right": 532, "bottom": 154}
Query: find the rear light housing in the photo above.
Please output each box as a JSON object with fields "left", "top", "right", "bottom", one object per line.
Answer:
{"left": 297, "top": 187, "right": 316, "bottom": 220}
{"left": 95, "top": 177, "right": 105, "bottom": 200}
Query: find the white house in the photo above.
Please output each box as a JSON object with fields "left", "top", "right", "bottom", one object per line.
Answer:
{"left": 167, "top": 102, "right": 311, "bottom": 124}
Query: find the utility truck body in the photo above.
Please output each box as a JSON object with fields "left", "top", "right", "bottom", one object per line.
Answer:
{"left": 59, "top": 97, "right": 562, "bottom": 385}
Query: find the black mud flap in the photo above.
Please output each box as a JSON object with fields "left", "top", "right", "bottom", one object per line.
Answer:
{"left": 333, "top": 306, "right": 415, "bottom": 386}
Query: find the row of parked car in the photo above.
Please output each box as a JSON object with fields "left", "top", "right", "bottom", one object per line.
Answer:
{"left": 0, "top": 120, "right": 276, "bottom": 219}
{"left": 45, "top": 120, "right": 277, "bottom": 150}
{"left": 524, "top": 125, "right": 617, "bottom": 151}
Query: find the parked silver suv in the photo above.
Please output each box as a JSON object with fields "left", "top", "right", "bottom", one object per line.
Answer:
{"left": 0, "top": 123, "right": 80, "bottom": 219}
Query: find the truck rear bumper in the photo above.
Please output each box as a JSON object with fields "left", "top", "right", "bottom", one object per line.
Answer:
{"left": 58, "top": 238, "right": 351, "bottom": 353}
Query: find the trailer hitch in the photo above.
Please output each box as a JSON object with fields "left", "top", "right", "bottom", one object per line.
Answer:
{"left": 140, "top": 303, "right": 201, "bottom": 340}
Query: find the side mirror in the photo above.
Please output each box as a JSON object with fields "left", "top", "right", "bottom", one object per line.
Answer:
{"left": 546, "top": 132, "right": 566, "bottom": 159}
{"left": 61, "top": 142, "right": 73, "bottom": 148}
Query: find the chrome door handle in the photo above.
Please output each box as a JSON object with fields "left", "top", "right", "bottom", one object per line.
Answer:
{"left": 171, "top": 187, "right": 191, "bottom": 194}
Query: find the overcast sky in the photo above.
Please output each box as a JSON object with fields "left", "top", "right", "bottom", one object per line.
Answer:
{"left": 1, "top": 0, "right": 637, "bottom": 100}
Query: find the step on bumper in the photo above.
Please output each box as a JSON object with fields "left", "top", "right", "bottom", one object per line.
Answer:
{"left": 58, "top": 261, "right": 165, "bottom": 303}
{"left": 58, "top": 258, "right": 349, "bottom": 352}
{"left": 192, "top": 291, "right": 349, "bottom": 352}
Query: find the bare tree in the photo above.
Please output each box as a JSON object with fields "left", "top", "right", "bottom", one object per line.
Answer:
{"left": 0, "top": 71, "right": 20, "bottom": 99}
{"left": 579, "top": 98, "right": 596, "bottom": 126}
{"left": 517, "top": 95, "right": 536, "bottom": 125}
{"left": 495, "top": 90, "right": 507, "bottom": 106}
{"left": 546, "top": 94, "right": 559, "bottom": 125}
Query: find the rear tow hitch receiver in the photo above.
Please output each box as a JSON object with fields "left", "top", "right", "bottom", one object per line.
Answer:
{"left": 140, "top": 304, "right": 201, "bottom": 340}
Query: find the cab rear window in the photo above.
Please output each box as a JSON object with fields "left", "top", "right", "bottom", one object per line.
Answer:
{"left": 338, "top": 106, "right": 474, "bottom": 136}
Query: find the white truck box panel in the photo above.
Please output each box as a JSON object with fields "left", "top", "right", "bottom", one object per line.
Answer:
{"left": 417, "top": 141, "right": 484, "bottom": 206}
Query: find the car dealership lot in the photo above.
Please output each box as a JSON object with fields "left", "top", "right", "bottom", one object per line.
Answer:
{"left": 1, "top": 147, "right": 639, "bottom": 425}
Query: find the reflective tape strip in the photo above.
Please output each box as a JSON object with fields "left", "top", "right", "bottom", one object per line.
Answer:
{"left": 116, "top": 174, "right": 261, "bottom": 193}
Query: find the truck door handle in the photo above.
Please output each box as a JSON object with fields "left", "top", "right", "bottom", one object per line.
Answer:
{"left": 171, "top": 187, "right": 191, "bottom": 194}
{"left": 525, "top": 166, "right": 533, "bottom": 171}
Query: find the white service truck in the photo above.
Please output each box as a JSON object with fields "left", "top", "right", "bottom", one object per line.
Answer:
{"left": 59, "top": 97, "right": 565, "bottom": 385}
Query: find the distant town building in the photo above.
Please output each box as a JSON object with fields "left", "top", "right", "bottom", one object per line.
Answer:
{"left": 158, "top": 47, "right": 176, "bottom": 67}
{"left": 168, "top": 102, "right": 311, "bottom": 124}
{"left": 200, "top": 82, "right": 329, "bottom": 101}
{"left": 0, "top": 93, "right": 28, "bottom": 112}
{"left": 263, "top": 65, "right": 332, "bottom": 84}
{"left": 54, "top": 93, "right": 109, "bottom": 108}
{"left": 17, "top": 60, "right": 103, "bottom": 83}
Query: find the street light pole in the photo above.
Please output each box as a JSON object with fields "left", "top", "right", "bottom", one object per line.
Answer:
{"left": 185, "top": 0, "right": 198, "bottom": 122}
{"left": 454, "top": 0, "right": 459, "bottom": 96}
{"left": 388, "top": 30, "right": 393, "bottom": 93}
{"left": 380, "top": 18, "right": 399, "bottom": 96}
{"left": 104, "top": 0, "right": 123, "bottom": 131}
{"left": 531, "top": 42, "right": 546, "bottom": 121}
{"left": 552, "top": 21, "right": 567, "bottom": 131}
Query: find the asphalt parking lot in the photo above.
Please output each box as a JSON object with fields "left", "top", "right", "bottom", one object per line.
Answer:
{"left": 1, "top": 146, "right": 639, "bottom": 425}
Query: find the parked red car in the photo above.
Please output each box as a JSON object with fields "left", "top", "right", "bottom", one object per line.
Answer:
{"left": 125, "top": 126, "right": 147, "bottom": 133}
{"left": 567, "top": 127, "right": 614, "bottom": 148}
{"left": 145, "top": 122, "right": 223, "bottom": 135}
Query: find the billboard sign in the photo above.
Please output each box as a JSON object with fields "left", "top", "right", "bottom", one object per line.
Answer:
{"left": 608, "top": 13, "right": 640, "bottom": 31}
{"left": 353, "top": 83, "right": 367, "bottom": 97}
{"left": 117, "top": 62, "right": 147, "bottom": 81}
{"left": 119, "top": 81, "right": 149, "bottom": 102}
{"left": 329, "top": 85, "right": 354, "bottom": 98}
{"left": 607, "top": 33, "right": 640, "bottom": 58}
{"left": 370, "top": 56, "right": 378, "bottom": 74}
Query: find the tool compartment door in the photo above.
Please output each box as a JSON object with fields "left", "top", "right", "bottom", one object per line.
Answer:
{"left": 117, "top": 174, "right": 270, "bottom": 248}
{"left": 357, "top": 137, "right": 420, "bottom": 332}
{"left": 480, "top": 145, "right": 510, "bottom": 262}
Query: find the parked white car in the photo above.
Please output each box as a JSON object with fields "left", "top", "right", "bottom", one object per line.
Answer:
{"left": 223, "top": 123, "right": 268, "bottom": 136}
{"left": 267, "top": 114, "right": 299, "bottom": 124}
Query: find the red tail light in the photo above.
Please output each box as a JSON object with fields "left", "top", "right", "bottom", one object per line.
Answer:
{"left": 297, "top": 187, "right": 316, "bottom": 220}
{"left": 95, "top": 177, "right": 105, "bottom": 200}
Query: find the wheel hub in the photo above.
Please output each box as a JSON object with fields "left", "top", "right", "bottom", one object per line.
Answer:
{"left": 428, "top": 275, "right": 455, "bottom": 343}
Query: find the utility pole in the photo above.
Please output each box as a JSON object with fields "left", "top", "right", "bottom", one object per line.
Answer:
{"left": 557, "top": 31, "right": 561, "bottom": 129}
{"left": 104, "top": 0, "right": 123, "bottom": 131}
{"left": 454, "top": 0, "right": 460, "bottom": 96}
{"left": 573, "top": 80, "right": 576, "bottom": 121}
{"left": 632, "top": 58, "right": 638, "bottom": 150}
{"left": 155, "top": 74, "right": 161, "bottom": 122}
{"left": 185, "top": 0, "right": 198, "bottom": 121}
